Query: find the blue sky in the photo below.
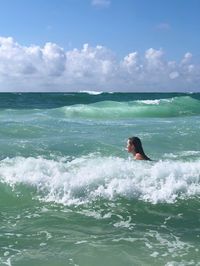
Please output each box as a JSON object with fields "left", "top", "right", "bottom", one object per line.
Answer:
{"left": 0, "top": 0, "right": 200, "bottom": 92}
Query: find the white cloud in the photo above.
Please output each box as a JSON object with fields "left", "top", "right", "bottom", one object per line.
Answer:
{"left": 181, "top": 52, "right": 192, "bottom": 64}
{"left": 0, "top": 36, "right": 200, "bottom": 92}
{"left": 169, "top": 71, "right": 179, "bottom": 80}
{"left": 91, "top": 0, "right": 111, "bottom": 8}
{"left": 145, "top": 48, "right": 164, "bottom": 71}
{"left": 122, "top": 52, "right": 138, "bottom": 71}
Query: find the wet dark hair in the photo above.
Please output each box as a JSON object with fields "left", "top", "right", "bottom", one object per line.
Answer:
{"left": 128, "top": 137, "right": 151, "bottom": 161}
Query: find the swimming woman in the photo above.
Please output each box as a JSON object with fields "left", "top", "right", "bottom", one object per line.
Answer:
{"left": 127, "top": 136, "right": 151, "bottom": 160}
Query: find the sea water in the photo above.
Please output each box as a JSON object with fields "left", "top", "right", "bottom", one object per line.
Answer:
{"left": 0, "top": 92, "right": 199, "bottom": 266}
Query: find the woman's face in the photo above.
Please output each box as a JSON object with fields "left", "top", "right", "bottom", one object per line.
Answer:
{"left": 127, "top": 140, "right": 134, "bottom": 153}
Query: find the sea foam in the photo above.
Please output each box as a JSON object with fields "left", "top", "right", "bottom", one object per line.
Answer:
{"left": 0, "top": 155, "right": 199, "bottom": 205}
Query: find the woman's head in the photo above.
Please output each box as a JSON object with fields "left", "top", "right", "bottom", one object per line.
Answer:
{"left": 128, "top": 137, "right": 142, "bottom": 153}
{"left": 127, "top": 136, "right": 151, "bottom": 160}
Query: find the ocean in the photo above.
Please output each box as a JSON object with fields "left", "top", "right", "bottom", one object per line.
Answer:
{"left": 0, "top": 92, "right": 199, "bottom": 266}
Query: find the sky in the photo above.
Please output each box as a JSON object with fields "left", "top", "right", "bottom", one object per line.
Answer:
{"left": 0, "top": 0, "right": 200, "bottom": 92}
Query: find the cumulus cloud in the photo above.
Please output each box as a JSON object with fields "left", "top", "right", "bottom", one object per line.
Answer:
{"left": 0, "top": 36, "right": 199, "bottom": 92}
{"left": 181, "top": 52, "right": 192, "bottom": 64}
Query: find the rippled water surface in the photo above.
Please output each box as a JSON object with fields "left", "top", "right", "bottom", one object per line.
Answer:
{"left": 0, "top": 92, "right": 200, "bottom": 266}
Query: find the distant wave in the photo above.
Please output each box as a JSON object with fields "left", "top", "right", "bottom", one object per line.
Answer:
{"left": 0, "top": 155, "right": 200, "bottom": 205}
{"left": 79, "top": 90, "right": 115, "bottom": 95}
{"left": 0, "top": 92, "right": 199, "bottom": 109}
{"left": 56, "top": 96, "right": 200, "bottom": 119}
{"left": 1, "top": 95, "right": 198, "bottom": 119}
{"left": 0, "top": 96, "right": 199, "bottom": 121}
{"left": 79, "top": 90, "right": 104, "bottom": 95}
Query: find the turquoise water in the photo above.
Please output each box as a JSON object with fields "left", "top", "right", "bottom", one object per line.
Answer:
{"left": 0, "top": 92, "right": 200, "bottom": 266}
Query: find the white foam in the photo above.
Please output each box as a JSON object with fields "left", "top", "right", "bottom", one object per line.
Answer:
{"left": 145, "top": 230, "right": 194, "bottom": 262}
{"left": 79, "top": 90, "right": 103, "bottom": 95}
{"left": 137, "top": 98, "right": 173, "bottom": 105}
{"left": 0, "top": 156, "right": 200, "bottom": 205}
{"left": 138, "top": 99, "right": 161, "bottom": 105}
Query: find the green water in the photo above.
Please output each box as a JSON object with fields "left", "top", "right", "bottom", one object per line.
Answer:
{"left": 0, "top": 92, "right": 200, "bottom": 266}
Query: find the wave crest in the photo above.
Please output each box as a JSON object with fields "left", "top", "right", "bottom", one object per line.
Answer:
{"left": 0, "top": 155, "right": 200, "bottom": 205}
{"left": 57, "top": 96, "right": 200, "bottom": 119}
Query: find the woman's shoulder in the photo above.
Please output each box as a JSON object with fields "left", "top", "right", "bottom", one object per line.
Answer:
{"left": 134, "top": 153, "right": 144, "bottom": 160}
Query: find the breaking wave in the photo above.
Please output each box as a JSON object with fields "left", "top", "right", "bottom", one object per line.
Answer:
{"left": 0, "top": 155, "right": 200, "bottom": 205}
{"left": 57, "top": 96, "right": 200, "bottom": 119}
